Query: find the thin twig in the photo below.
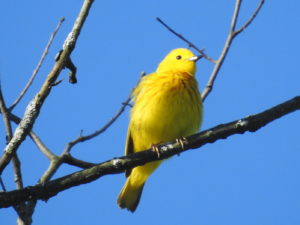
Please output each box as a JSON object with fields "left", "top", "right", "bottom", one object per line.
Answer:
{"left": 65, "top": 57, "right": 77, "bottom": 83}
{"left": 0, "top": 177, "right": 6, "bottom": 191}
{"left": 234, "top": 0, "right": 265, "bottom": 36}
{"left": 201, "top": 0, "right": 264, "bottom": 101}
{"left": 63, "top": 71, "right": 144, "bottom": 155}
{"left": 9, "top": 17, "right": 65, "bottom": 111}
{"left": 11, "top": 156, "right": 23, "bottom": 189}
{"left": 230, "top": 0, "right": 242, "bottom": 33}
{"left": 0, "top": 84, "right": 13, "bottom": 141}
{"left": 1, "top": 96, "right": 299, "bottom": 208}
{"left": 64, "top": 94, "right": 132, "bottom": 154}
{"left": 4, "top": 111, "right": 57, "bottom": 160}
{"left": 29, "top": 132, "right": 57, "bottom": 160}
{"left": 38, "top": 159, "right": 62, "bottom": 184}
{"left": 156, "top": 17, "right": 216, "bottom": 64}
{"left": 201, "top": 0, "right": 241, "bottom": 101}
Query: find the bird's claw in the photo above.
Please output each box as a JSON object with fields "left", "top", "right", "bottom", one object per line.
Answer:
{"left": 176, "top": 137, "right": 188, "bottom": 151}
{"left": 151, "top": 144, "right": 161, "bottom": 159}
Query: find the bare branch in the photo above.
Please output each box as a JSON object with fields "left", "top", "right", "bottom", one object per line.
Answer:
{"left": 1, "top": 96, "right": 299, "bottom": 208}
{"left": 64, "top": 95, "right": 132, "bottom": 154}
{"left": 230, "top": 0, "right": 242, "bottom": 33}
{"left": 0, "top": 0, "right": 95, "bottom": 175}
{"left": 9, "top": 17, "right": 65, "bottom": 111}
{"left": 65, "top": 57, "right": 77, "bottom": 83}
{"left": 38, "top": 159, "right": 62, "bottom": 184}
{"left": 11, "top": 156, "right": 23, "bottom": 189}
{"left": 62, "top": 154, "right": 97, "bottom": 169}
{"left": 0, "top": 177, "right": 6, "bottom": 191}
{"left": 201, "top": 0, "right": 264, "bottom": 101}
{"left": 0, "top": 84, "right": 27, "bottom": 224}
{"left": 29, "top": 132, "right": 57, "bottom": 160}
{"left": 0, "top": 85, "right": 24, "bottom": 189}
{"left": 0, "top": 86, "right": 23, "bottom": 190}
{"left": 0, "top": 85, "right": 13, "bottom": 141}
{"left": 155, "top": 1, "right": 264, "bottom": 102}
{"left": 62, "top": 71, "right": 145, "bottom": 155}
{"left": 5, "top": 112, "right": 57, "bottom": 160}
{"left": 201, "top": 0, "right": 242, "bottom": 101}
{"left": 234, "top": 0, "right": 265, "bottom": 36}
{"left": 156, "top": 17, "right": 216, "bottom": 63}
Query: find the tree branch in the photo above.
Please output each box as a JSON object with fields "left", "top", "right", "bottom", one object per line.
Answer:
{"left": 62, "top": 154, "right": 97, "bottom": 169}
{"left": 0, "top": 0, "right": 95, "bottom": 175}
{"left": 0, "top": 85, "right": 24, "bottom": 188}
{"left": 9, "top": 17, "right": 65, "bottom": 111}
{"left": 234, "top": 0, "right": 265, "bottom": 36}
{"left": 0, "top": 84, "right": 27, "bottom": 224}
{"left": 63, "top": 95, "right": 132, "bottom": 154}
{"left": 156, "top": 17, "right": 216, "bottom": 63}
{"left": 1, "top": 96, "right": 299, "bottom": 208}
{"left": 5, "top": 112, "right": 57, "bottom": 160}
{"left": 156, "top": 1, "right": 264, "bottom": 102}
{"left": 60, "top": 72, "right": 144, "bottom": 168}
{"left": 201, "top": 0, "right": 264, "bottom": 101}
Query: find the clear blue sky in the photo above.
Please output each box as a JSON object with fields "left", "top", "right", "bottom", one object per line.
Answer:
{"left": 1, "top": 1, "right": 300, "bottom": 225}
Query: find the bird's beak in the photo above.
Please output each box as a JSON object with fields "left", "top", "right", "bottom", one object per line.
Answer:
{"left": 188, "top": 55, "right": 203, "bottom": 62}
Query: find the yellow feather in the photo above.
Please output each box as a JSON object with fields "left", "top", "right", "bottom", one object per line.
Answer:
{"left": 117, "top": 48, "right": 203, "bottom": 212}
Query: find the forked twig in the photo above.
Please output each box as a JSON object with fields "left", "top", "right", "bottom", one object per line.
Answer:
{"left": 234, "top": 0, "right": 265, "bottom": 36}
{"left": 201, "top": 0, "right": 264, "bottom": 101}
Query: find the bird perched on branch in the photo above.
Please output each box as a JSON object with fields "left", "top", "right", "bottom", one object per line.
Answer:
{"left": 117, "top": 48, "right": 203, "bottom": 212}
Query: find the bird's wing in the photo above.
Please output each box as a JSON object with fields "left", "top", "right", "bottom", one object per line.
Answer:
{"left": 124, "top": 127, "right": 134, "bottom": 177}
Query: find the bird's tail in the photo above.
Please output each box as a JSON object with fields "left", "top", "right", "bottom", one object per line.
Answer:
{"left": 117, "top": 176, "right": 145, "bottom": 212}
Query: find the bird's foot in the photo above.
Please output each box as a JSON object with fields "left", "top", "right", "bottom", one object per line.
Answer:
{"left": 151, "top": 144, "right": 161, "bottom": 159}
{"left": 176, "top": 137, "right": 188, "bottom": 155}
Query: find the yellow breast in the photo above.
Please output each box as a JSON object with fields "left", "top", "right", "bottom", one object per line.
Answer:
{"left": 129, "top": 71, "right": 202, "bottom": 152}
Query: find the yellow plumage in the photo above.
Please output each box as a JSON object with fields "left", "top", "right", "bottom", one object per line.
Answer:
{"left": 117, "top": 48, "right": 203, "bottom": 212}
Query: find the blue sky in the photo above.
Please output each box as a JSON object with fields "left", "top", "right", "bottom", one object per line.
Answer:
{"left": 1, "top": 0, "right": 300, "bottom": 225}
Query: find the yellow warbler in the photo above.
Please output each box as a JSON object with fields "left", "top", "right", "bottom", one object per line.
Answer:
{"left": 117, "top": 48, "right": 203, "bottom": 212}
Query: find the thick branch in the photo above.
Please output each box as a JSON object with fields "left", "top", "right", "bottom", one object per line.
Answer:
{"left": 0, "top": 96, "right": 299, "bottom": 208}
{"left": 0, "top": 0, "right": 95, "bottom": 175}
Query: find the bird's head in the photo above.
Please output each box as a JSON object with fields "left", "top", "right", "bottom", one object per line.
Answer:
{"left": 156, "top": 48, "right": 202, "bottom": 76}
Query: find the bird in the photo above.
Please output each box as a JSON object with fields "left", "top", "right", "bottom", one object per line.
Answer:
{"left": 117, "top": 48, "right": 203, "bottom": 212}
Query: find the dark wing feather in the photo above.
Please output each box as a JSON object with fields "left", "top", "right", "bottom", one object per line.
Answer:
{"left": 124, "top": 128, "right": 134, "bottom": 177}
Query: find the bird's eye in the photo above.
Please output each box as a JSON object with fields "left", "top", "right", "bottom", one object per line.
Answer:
{"left": 176, "top": 55, "right": 182, "bottom": 60}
